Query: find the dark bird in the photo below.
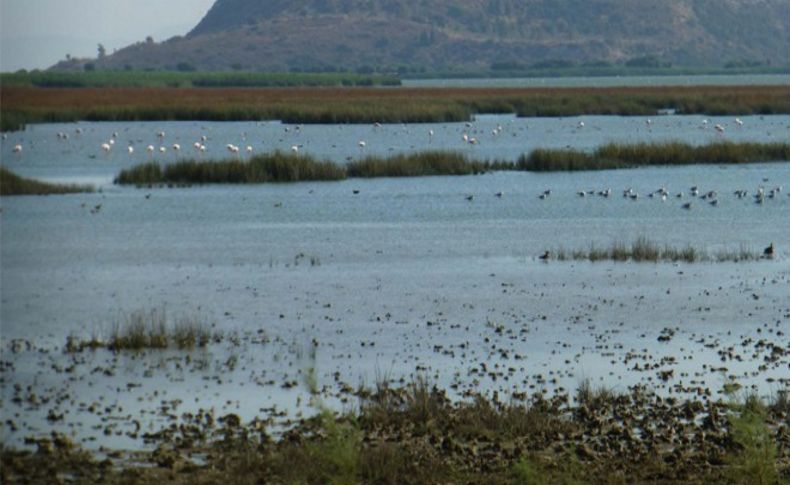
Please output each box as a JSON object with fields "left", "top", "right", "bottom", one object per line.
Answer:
{"left": 465, "top": 195, "right": 474, "bottom": 201}
{"left": 539, "top": 251, "right": 550, "bottom": 261}
{"left": 763, "top": 243, "right": 774, "bottom": 258}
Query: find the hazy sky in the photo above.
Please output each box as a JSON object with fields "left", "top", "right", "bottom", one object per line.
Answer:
{"left": 1, "top": 0, "right": 216, "bottom": 72}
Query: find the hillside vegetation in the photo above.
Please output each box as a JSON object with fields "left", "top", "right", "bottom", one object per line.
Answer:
{"left": 54, "top": 0, "right": 790, "bottom": 74}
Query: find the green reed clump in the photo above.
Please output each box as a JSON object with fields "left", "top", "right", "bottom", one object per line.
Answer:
{"left": 0, "top": 167, "right": 94, "bottom": 196}
{"left": 519, "top": 141, "right": 790, "bottom": 171}
{"left": 105, "top": 309, "right": 215, "bottom": 351}
{"left": 631, "top": 236, "right": 661, "bottom": 262}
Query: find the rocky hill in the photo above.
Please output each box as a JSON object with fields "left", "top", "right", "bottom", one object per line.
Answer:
{"left": 64, "top": 0, "right": 790, "bottom": 73}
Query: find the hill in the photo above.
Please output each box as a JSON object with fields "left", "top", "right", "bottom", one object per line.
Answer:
{"left": 56, "top": 0, "right": 790, "bottom": 74}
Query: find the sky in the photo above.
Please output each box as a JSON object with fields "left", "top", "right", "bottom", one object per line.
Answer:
{"left": 1, "top": 0, "right": 216, "bottom": 72}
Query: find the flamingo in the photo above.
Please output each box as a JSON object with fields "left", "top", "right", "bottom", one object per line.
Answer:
{"left": 358, "top": 141, "right": 366, "bottom": 149}
{"left": 12, "top": 144, "right": 22, "bottom": 153}
{"left": 127, "top": 146, "right": 134, "bottom": 155}
{"left": 291, "top": 145, "right": 299, "bottom": 154}
{"left": 246, "top": 146, "right": 253, "bottom": 154}
{"left": 172, "top": 143, "right": 181, "bottom": 152}
{"left": 101, "top": 143, "right": 112, "bottom": 153}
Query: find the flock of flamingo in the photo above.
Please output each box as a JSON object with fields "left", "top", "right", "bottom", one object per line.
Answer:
{"left": 3, "top": 115, "right": 756, "bottom": 160}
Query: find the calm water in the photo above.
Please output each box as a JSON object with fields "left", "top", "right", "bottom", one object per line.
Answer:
{"left": 1, "top": 115, "right": 788, "bottom": 449}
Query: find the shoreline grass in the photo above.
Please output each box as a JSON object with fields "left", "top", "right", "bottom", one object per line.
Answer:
{"left": 3, "top": 84, "right": 789, "bottom": 131}
{"left": 520, "top": 141, "right": 790, "bottom": 171}
{"left": 548, "top": 237, "right": 765, "bottom": 263}
{"left": 0, "top": 167, "right": 94, "bottom": 196}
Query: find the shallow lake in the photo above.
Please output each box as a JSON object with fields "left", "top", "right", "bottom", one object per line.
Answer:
{"left": 1, "top": 115, "right": 788, "bottom": 450}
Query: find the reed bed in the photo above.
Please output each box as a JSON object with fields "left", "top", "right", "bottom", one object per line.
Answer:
{"left": 116, "top": 140, "right": 790, "bottom": 186}
{"left": 520, "top": 141, "right": 790, "bottom": 171}
{"left": 347, "top": 151, "right": 508, "bottom": 178}
{"left": 115, "top": 152, "right": 347, "bottom": 185}
{"left": 3, "top": 85, "right": 789, "bottom": 130}
{"left": 115, "top": 151, "right": 502, "bottom": 185}
{"left": 0, "top": 167, "right": 94, "bottom": 196}
{"left": 549, "top": 237, "right": 763, "bottom": 263}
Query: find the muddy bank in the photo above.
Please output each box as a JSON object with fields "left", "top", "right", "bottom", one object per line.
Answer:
{"left": 2, "top": 381, "right": 788, "bottom": 484}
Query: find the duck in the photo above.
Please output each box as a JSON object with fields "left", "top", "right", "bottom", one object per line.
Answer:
{"left": 763, "top": 243, "right": 774, "bottom": 258}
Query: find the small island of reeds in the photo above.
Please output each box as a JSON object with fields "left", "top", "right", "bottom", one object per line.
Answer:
{"left": 0, "top": 167, "right": 94, "bottom": 196}
{"left": 114, "top": 151, "right": 513, "bottom": 185}
{"left": 115, "top": 141, "right": 790, "bottom": 186}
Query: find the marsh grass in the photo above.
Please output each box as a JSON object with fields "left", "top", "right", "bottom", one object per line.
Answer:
{"left": 115, "top": 152, "right": 347, "bottom": 185}
{"left": 5, "top": 379, "right": 787, "bottom": 484}
{"left": 4, "top": 85, "right": 790, "bottom": 130}
{"left": 549, "top": 238, "right": 763, "bottom": 263}
{"left": 72, "top": 309, "right": 218, "bottom": 351}
{"left": 0, "top": 71, "right": 399, "bottom": 89}
{"left": 347, "top": 151, "right": 503, "bottom": 178}
{"left": 116, "top": 140, "right": 790, "bottom": 187}
{"left": 115, "top": 151, "right": 507, "bottom": 185}
{"left": 575, "top": 379, "right": 622, "bottom": 408}
{"left": 724, "top": 392, "right": 780, "bottom": 485}
{"left": 520, "top": 141, "right": 790, "bottom": 171}
{"left": 0, "top": 167, "right": 94, "bottom": 196}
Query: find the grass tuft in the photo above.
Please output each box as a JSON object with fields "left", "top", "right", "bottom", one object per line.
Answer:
{"left": 63, "top": 309, "right": 218, "bottom": 352}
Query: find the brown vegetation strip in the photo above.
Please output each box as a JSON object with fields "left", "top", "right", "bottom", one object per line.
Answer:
{"left": 3, "top": 85, "right": 790, "bottom": 130}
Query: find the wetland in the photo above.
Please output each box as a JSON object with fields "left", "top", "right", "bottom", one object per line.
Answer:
{"left": 1, "top": 110, "right": 788, "bottom": 482}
